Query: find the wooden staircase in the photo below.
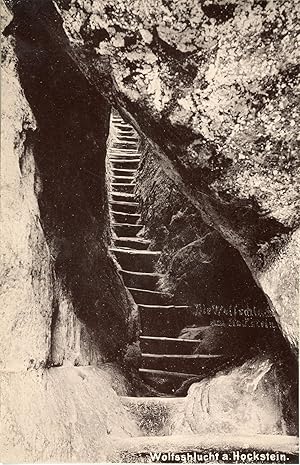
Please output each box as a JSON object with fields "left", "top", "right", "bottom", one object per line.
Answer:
{"left": 108, "top": 112, "right": 231, "bottom": 394}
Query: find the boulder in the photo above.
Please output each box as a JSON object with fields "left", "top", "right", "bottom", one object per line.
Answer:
{"left": 172, "top": 356, "right": 296, "bottom": 435}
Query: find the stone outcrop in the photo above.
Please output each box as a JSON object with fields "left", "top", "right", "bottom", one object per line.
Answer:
{"left": 172, "top": 356, "right": 291, "bottom": 435}
{"left": 136, "top": 145, "right": 271, "bottom": 312}
{"left": 135, "top": 145, "right": 288, "bottom": 363}
{"left": 1, "top": 367, "right": 139, "bottom": 463}
{"left": 1, "top": 3, "right": 139, "bottom": 461}
{"left": 1, "top": 4, "right": 53, "bottom": 370}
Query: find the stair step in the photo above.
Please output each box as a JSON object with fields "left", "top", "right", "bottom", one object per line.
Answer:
{"left": 110, "top": 152, "right": 139, "bottom": 157}
{"left": 111, "top": 119, "right": 132, "bottom": 125}
{"left": 110, "top": 153, "right": 140, "bottom": 159}
{"left": 113, "top": 130, "right": 135, "bottom": 134}
{"left": 120, "top": 396, "right": 184, "bottom": 436}
{"left": 117, "top": 136, "right": 139, "bottom": 142}
{"left": 139, "top": 368, "right": 199, "bottom": 394}
{"left": 138, "top": 305, "right": 193, "bottom": 337}
{"left": 111, "top": 183, "right": 135, "bottom": 193}
{"left": 111, "top": 192, "right": 136, "bottom": 202}
{"left": 115, "top": 129, "right": 135, "bottom": 135}
{"left": 114, "top": 136, "right": 136, "bottom": 140}
{"left": 110, "top": 200, "right": 139, "bottom": 213}
{"left": 112, "top": 211, "right": 140, "bottom": 224}
{"left": 121, "top": 270, "right": 162, "bottom": 290}
{"left": 111, "top": 160, "right": 139, "bottom": 169}
{"left": 110, "top": 248, "right": 160, "bottom": 272}
{"left": 142, "top": 353, "right": 224, "bottom": 359}
{"left": 115, "top": 237, "right": 150, "bottom": 250}
{"left": 139, "top": 368, "right": 198, "bottom": 379}
{"left": 113, "top": 143, "right": 137, "bottom": 150}
{"left": 108, "top": 434, "right": 299, "bottom": 463}
{"left": 113, "top": 124, "right": 135, "bottom": 129}
{"left": 112, "top": 223, "right": 143, "bottom": 237}
{"left": 112, "top": 168, "right": 136, "bottom": 177}
{"left": 112, "top": 175, "right": 135, "bottom": 184}
{"left": 110, "top": 149, "right": 139, "bottom": 155}
{"left": 140, "top": 336, "right": 206, "bottom": 355}
{"left": 129, "top": 288, "right": 170, "bottom": 305}
{"left": 141, "top": 353, "right": 227, "bottom": 374}
{"left": 114, "top": 123, "right": 134, "bottom": 128}
{"left": 114, "top": 126, "right": 135, "bottom": 133}
{"left": 148, "top": 325, "right": 272, "bottom": 352}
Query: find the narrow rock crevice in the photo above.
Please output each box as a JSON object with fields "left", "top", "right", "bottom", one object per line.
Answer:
{"left": 106, "top": 112, "right": 297, "bottom": 437}
{"left": 6, "top": 2, "right": 136, "bottom": 362}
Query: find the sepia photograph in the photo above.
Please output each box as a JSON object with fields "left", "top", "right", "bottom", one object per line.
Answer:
{"left": 0, "top": 0, "right": 299, "bottom": 463}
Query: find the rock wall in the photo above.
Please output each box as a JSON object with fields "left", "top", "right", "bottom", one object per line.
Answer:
{"left": 136, "top": 144, "right": 271, "bottom": 313}
{"left": 172, "top": 355, "right": 295, "bottom": 435}
{"left": 1, "top": 366, "right": 139, "bottom": 463}
{"left": 2, "top": 0, "right": 137, "bottom": 367}
{"left": 135, "top": 145, "right": 297, "bottom": 432}
{"left": 1, "top": 5, "right": 53, "bottom": 371}
{"left": 0, "top": 4, "right": 139, "bottom": 461}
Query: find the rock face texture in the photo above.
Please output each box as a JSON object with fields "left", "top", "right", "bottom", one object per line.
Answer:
{"left": 135, "top": 143, "right": 297, "bottom": 430}
{"left": 1, "top": 366, "right": 139, "bottom": 462}
{"left": 136, "top": 144, "right": 271, "bottom": 312}
{"left": 1, "top": 3, "right": 138, "bottom": 461}
{"left": 48, "top": 0, "right": 299, "bottom": 351}
{"left": 1, "top": 4, "right": 53, "bottom": 371}
{"left": 173, "top": 356, "right": 291, "bottom": 436}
